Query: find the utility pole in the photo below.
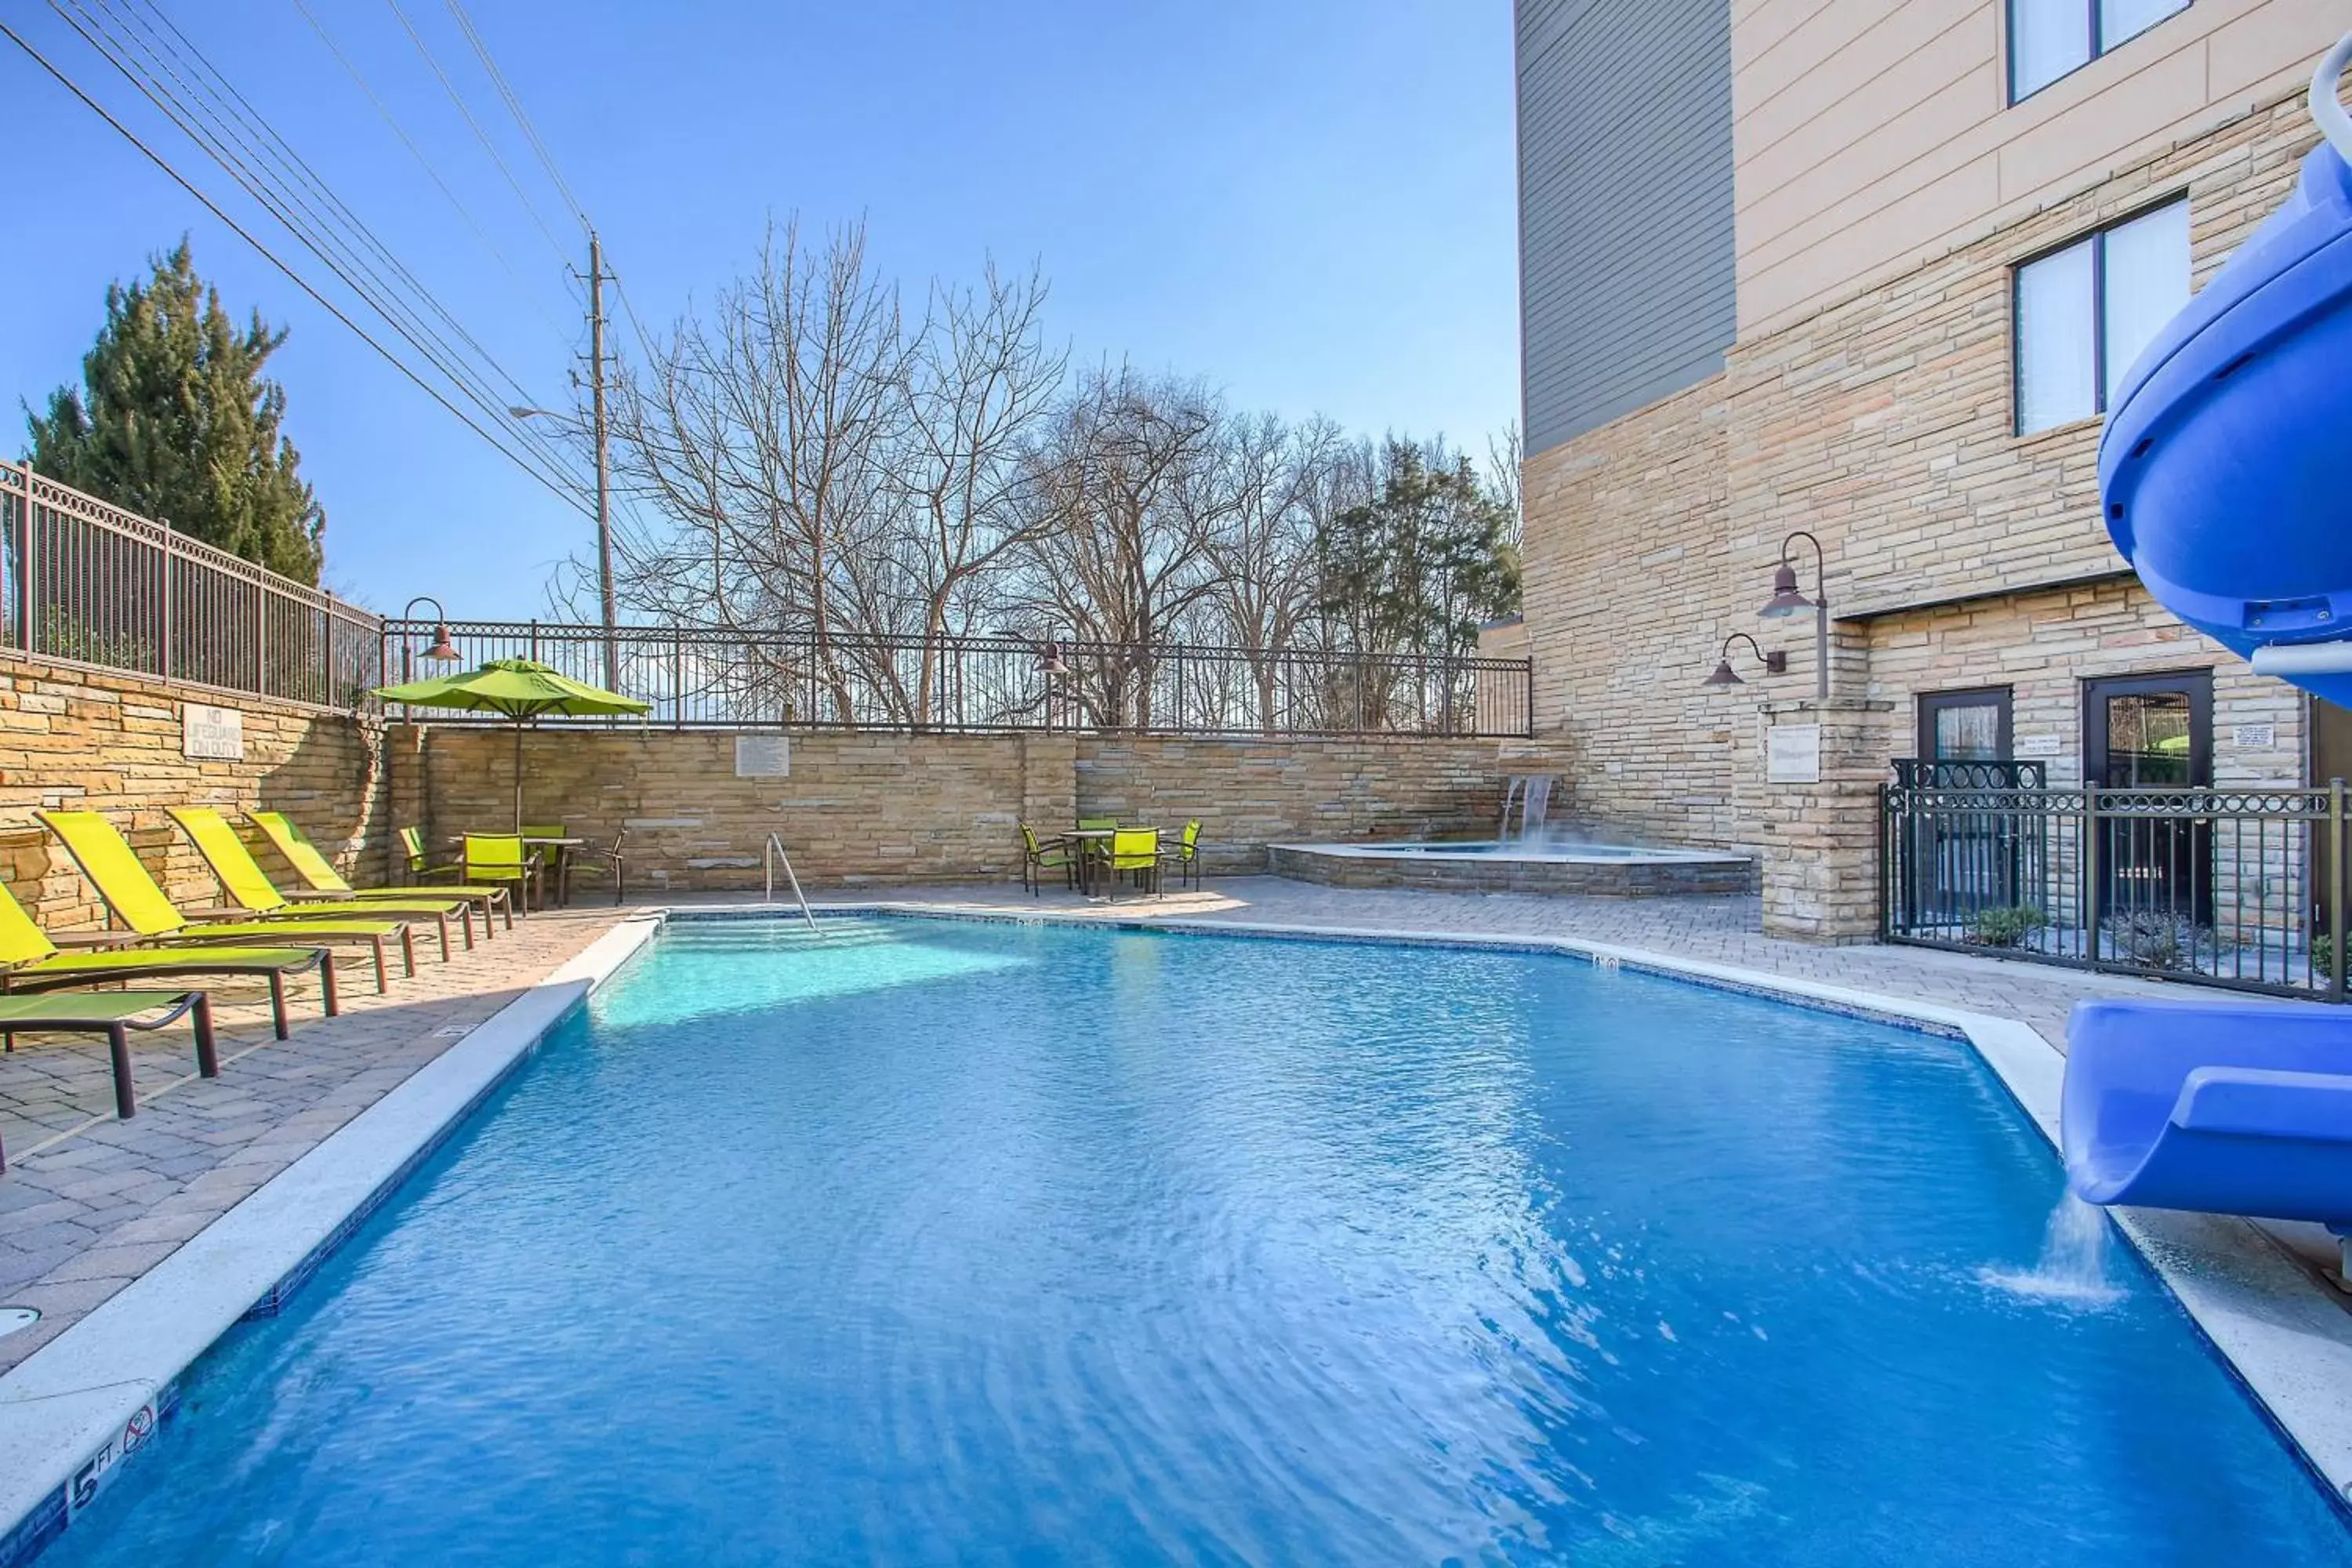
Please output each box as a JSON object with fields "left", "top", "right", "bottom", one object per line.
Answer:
{"left": 587, "top": 231, "right": 618, "bottom": 692}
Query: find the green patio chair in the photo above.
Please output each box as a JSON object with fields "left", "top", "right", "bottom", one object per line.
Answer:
{"left": 1020, "top": 825, "right": 1073, "bottom": 896}
{"left": 1106, "top": 828, "right": 1163, "bottom": 900}
{"left": 255, "top": 818, "right": 510, "bottom": 935}
{"left": 0, "top": 874, "right": 332, "bottom": 1040}
{"left": 38, "top": 810, "right": 416, "bottom": 996}
{"left": 462, "top": 833, "right": 540, "bottom": 914}
{"left": 169, "top": 807, "right": 470, "bottom": 959}
{"left": 1164, "top": 820, "right": 1204, "bottom": 891}
{"left": 0, "top": 990, "right": 216, "bottom": 1155}
{"left": 564, "top": 829, "right": 628, "bottom": 907}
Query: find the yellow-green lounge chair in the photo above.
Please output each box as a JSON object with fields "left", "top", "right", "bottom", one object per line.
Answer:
{"left": 252, "top": 815, "right": 513, "bottom": 935}
{"left": 0, "top": 991, "right": 216, "bottom": 1156}
{"left": 38, "top": 811, "right": 414, "bottom": 996}
{"left": 168, "top": 807, "right": 471, "bottom": 959}
{"left": 0, "top": 875, "right": 332, "bottom": 1040}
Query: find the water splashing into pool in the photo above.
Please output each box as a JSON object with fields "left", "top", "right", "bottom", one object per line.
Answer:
{"left": 1979, "top": 1193, "right": 2124, "bottom": 1307}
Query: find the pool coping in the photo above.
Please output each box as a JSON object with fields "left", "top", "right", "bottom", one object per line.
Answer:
{"left": 0, "top": 913, "right": 664, "bottom": 1567}
{"left": 3, "top": 898, "right": 2350, "bottom": 1557}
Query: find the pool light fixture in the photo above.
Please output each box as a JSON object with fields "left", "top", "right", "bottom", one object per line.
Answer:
{"left": 1704, "top": 632, "right": 1787, "bottom": 688}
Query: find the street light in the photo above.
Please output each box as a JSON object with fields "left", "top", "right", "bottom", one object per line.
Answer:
{"left": 1703, "top": 632, "right": 1787, "bottom": 688}
{"left": 401, "top": 596, "right": 459, "bottom": 684}
{"left": 1759, "top": 529, "right": 1831, "bottom": 702}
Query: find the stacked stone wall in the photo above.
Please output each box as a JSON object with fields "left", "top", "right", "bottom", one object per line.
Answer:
{"left": 1517, "top": 88, "right": 2328, "bottom": 935}
{"left": 394, "top": 728, "right": 1503, "bottom": 891}
{"left": 0, "top": 652, "right": 385, "bottom": 929}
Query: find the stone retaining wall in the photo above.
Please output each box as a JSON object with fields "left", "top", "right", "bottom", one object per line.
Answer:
{"left": 392, "top": 727, "right": 1503, "bottom": 891}
{"left": 0, "top": 653, "right": 386, "bottom": 928}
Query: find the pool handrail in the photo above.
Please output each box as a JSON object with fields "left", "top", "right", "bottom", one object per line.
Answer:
{"left": 764, "top": 833, "right": 818, "bottom": 930}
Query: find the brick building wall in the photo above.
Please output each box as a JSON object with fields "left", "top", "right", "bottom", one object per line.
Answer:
{"left": 395, "top": 728, "right": 1504, "bottom": 891}
{"left": 1518, "top": 88, "right": 2325, "bottom": 887}
{"left": 0, "top": 653, "right": 386, "bottom": 929}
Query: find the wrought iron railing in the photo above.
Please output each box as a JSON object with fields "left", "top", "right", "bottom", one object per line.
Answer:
{"left": 0, "top": 462, "right": 381, "bottom": 710}
{"left": 1882, "top": 777, "right": 2349, "bottom": 998}
{"left": 379, "top": 619, "right": 1537, "bottom": 738}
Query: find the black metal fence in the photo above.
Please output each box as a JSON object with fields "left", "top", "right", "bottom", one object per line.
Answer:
{"left": 380, "top": 619, "right": 1536, "bottom": 738}
{"left": 1883, "top": 772, "right": 2349, "bottom": 998}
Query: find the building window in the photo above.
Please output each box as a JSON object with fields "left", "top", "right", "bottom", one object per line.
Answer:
{"left": 2009, "top": 0, "right": 2188, "bottom": 101}
{"left": 2014, "top": 198, "right": 2189, "bottom": 434}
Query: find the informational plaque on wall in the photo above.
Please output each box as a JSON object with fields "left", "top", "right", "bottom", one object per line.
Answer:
{"left": 182, "top": 703, "right": 245, "bottom": 761}
{"left": 735, "top": 734, "right": 790, "bottom": 778}
{"left": 1766, "top": 723, "right": 1821, "bottom": 784}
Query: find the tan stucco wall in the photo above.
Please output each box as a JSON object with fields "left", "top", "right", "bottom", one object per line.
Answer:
{"left": 1734, "top": 0, "right": 2343, "bottom": 333}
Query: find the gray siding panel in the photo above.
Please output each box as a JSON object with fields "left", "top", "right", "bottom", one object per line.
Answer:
{"left": 1517, "top": 0, "right": 1736, "bottom": 453}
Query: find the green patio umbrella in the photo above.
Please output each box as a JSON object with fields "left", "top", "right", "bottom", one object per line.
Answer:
{"left": 376, "top": 657, "right": 651, "bottom": 832}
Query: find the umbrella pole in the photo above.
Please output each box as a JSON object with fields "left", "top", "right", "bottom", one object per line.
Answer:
{"left": 514, "top": 721, "right": 525, "bottom": 835}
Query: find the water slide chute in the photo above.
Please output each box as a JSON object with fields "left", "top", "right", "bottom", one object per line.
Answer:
{"left": 2061, "top": 36, "right": 2352, "bottom": 1260}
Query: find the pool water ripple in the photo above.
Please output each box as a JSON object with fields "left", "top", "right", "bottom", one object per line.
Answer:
{"left": 35, "top": 917, "right": 2352, "bottom": 1566}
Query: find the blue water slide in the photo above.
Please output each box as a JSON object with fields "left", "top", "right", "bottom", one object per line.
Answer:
{"left": 2067, "top": 998, "right": 2352, "bottom": 1226}
{"left": 2063, "top": 36, "right": 2352, "bottom": 1250}
{"left": 2100, "top": 31, "right": 2352, "bottom": 702}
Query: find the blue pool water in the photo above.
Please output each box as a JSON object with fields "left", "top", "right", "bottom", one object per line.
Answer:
{"left": 40, "top": 917, "right": 2352, "bottom": 1564}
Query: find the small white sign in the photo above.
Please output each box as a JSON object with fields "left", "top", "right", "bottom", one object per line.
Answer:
{"left": 181, "top": 703, "right": 245, "bottom": 760}
{"left": 2233, "top": 723, "right": 2277, "bottom": 749}
{"left": 734, "top": 734, "right": 790, "bottom": 778}
{"left": 1766, "top": 723, "right": 1821, "bottom": 784}
{"left": 2013, "top": 734, "right": 2063, "bottom": 758}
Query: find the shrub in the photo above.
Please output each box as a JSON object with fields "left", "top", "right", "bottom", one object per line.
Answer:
{"left": 1969, "top": 905, "right": 2047, "bottom": 949}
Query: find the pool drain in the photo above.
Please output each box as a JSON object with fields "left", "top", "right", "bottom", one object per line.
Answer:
{"left": 0, "top": 1306, "right": 38, "bottom": 1341}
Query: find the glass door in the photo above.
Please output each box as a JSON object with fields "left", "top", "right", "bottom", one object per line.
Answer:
{"left": 1911, "top": 688, "right": 2020, "bottom": 927}
{"left": 2084, "top": 672, "right": 2212, "bottom": 930}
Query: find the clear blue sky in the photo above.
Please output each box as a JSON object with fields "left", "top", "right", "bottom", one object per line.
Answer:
{"left": 2, "top": 2, "right": 1519, "bottom": 619}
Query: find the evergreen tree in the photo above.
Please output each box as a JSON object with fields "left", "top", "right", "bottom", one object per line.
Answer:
{"left": 26, "top": 240, "right": 324, "bottom": 583}
{"left": 1317, "top": 438, "right": 1519, "bottom": 660}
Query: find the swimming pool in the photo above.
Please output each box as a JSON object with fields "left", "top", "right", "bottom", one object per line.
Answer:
{"left": 35, "top": 916, "right": 2352, "bottom": 1563}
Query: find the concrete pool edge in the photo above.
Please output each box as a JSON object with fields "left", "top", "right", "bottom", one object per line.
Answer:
{"left": 0, "top": 913, "right": 663, "bottom": 1566}
{"left": 779, "top": 899, "right": 2352, "bottom": 1504}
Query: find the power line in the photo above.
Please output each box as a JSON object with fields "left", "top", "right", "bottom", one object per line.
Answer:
{"left": 0, "top": 14, "right": 593, "bottom": 517}
{"left": 106, "top": 0, "right": 545, "bottom": 412}
{"left": 286, "top": 0, "right": 573, "bottom": 347}
{"left": 440, "top": 0, "right": 583, "bottom": 227}
{"left": 54, "top": 0, "right": 593, "bottom": 506}
{"left": 380, "top": 0, "right": 576, "bottom": 265}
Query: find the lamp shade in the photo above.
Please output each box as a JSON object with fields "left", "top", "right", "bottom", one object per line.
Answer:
{"left": 1759, "top": 562, "right": 1813, "bottom": 619}
{"left": 1703, "top": 659, "right": 1744, "bottom": 687}
{"left": 424, "top": 622, "right": 459, "bottom": 662}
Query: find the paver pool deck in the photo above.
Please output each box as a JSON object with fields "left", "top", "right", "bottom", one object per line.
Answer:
{"left": 0, "top": 877, "right": 2322, "bottom": 1382}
